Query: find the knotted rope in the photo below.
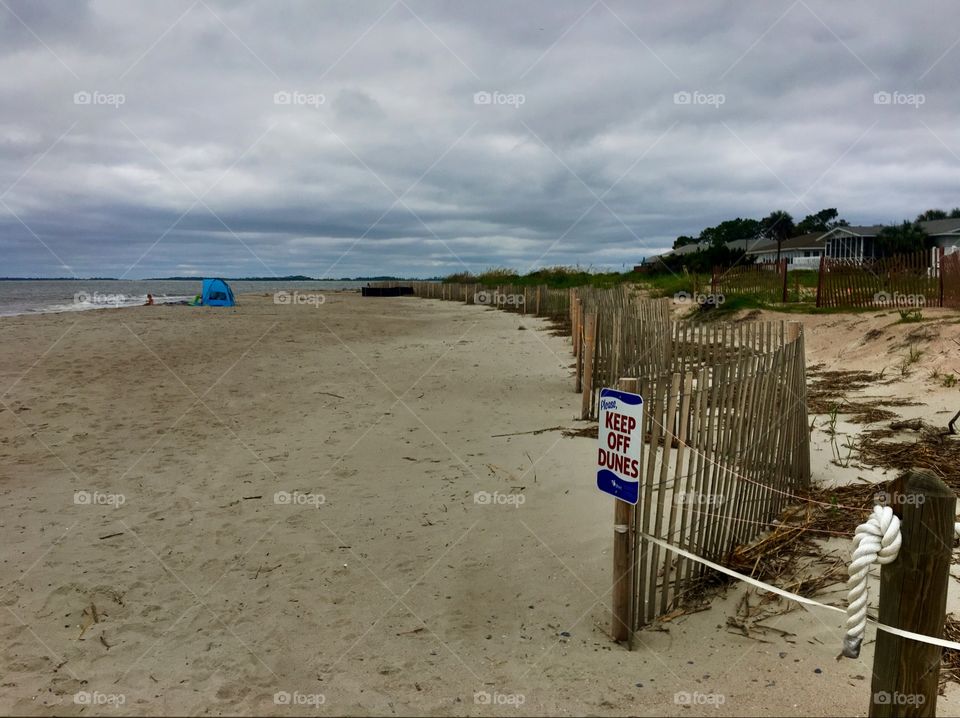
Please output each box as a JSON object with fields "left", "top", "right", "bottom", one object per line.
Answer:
{"left": 842, "top": 505, "right": 902, "bottom": 658}
{"left": 842, "top": 505, "right": 960, "bottom": 659}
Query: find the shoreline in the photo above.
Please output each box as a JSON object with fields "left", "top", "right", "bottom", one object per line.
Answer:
{"left": 0, "top": 283, "right": 367, "bottom": 319}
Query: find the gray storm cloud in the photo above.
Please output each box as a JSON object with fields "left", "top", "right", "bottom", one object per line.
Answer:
{"left": 1, "top": 0, "right": 958, "bottom": 277}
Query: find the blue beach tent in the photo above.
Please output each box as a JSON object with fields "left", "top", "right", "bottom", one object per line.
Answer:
{"left": 200, "top": 278, "right": 236, "bottom": 306}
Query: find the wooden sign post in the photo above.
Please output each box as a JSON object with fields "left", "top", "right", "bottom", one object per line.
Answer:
{"left": 599, "top": 377, "right": 642, "bottom": 646}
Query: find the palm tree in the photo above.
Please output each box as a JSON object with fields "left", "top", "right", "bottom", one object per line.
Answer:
{"left": 761, "top": 210, "right": 795, "bottom": 264}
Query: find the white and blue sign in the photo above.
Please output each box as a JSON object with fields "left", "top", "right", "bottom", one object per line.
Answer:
{"left": 597, "top": 387, "right": 643, "bottom": 505}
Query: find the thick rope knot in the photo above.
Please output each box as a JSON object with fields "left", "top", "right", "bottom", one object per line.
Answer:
{"left": 842, "top": 505, "right": 901, "bottom": 659}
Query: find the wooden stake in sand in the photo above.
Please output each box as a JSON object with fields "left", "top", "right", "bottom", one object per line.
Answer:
{"left": 869, "top": 470, "right": 955, "bottom": 718}
{"left": 580, "top": 312, "right": 597, "bottom": 420}
{"left": 611, "top": 377, "right": 638, "bottom": 646}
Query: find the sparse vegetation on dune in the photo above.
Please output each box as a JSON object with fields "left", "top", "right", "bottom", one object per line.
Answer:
{"left": 897, "top": 308, "right": 924, "bottom": 323}
{"left": 444, "top": 265, "right": 712, "bottom": 295}
{"left": 442, "top": 265, "right": 647, "bottom": 289}
{"left": 440, "top": 266, "right": 960, "bottom": 319}
{"left": 635, "top": 271, "right": 709, "bottom": 299}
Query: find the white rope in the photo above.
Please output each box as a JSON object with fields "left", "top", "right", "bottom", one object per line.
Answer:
{"left": 842, "top": 508, "right": 960, "bottom": 659}
{"left": 643, "top": 531, "right": 960, "bottom": 651}
{"left": 842, "top": 505, "right": 902, "bottom": 658}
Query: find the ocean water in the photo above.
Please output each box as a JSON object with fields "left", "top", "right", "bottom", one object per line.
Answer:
{"left": 0, "top": 280, "right": 368, "bottom": 317}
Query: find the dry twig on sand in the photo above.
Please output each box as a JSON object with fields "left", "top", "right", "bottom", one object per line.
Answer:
{"left": 858, "top": 422, "right": 960, "bottom": 481}
{"left": 942, "top": 615, "right": 960, "bottom": 690}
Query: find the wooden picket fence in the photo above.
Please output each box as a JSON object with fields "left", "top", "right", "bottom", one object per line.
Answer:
{"left": 943, "top": 251, "right": 960, "bottom": 309}
{"left": 712, "top": 260, "right": 787, "bottom": 303}
{"left": 390, "top": 281, "right": 810, "bottom": 631}
{"left": 569, "top": 287, "right": 809, "bottom": 629}
{"left": 815, "top": 249, "right": 943, "bottom": 308}
{"left": 630, "top": 337, "right": 808, "bottom": 626}
{"left": 370, "top": 281, "right": 572, "bottom": 322}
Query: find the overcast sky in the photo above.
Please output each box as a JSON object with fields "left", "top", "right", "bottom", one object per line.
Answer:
{"left": 1, "top": 1, "right": 958, "bottom": 278}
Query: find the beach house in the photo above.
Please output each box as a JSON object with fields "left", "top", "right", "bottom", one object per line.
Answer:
{"left": 919, "top": 218, "right": 960, "bottom": 255}
{"left": 817, "top": 225, "right": 884, "bottom": 262}
{"left": 743, "top": 232, "right": 826, "bottom": 268}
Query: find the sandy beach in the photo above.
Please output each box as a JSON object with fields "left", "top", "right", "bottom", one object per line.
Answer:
{"left": 2, "top": 292, "right": 959, "bottom": 716}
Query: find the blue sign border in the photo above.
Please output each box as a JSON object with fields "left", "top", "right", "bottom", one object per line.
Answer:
{"left": 597, "top": 387, "right": 642, "bottom": 505}
{"left": 599, "top": 387, "right": 643, "bottom": 406}
{"left": 597, "top": 469, "right": 639, "bottom": 504}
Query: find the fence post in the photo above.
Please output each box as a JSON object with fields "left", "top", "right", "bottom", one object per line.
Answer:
{"left": 869, "top": 469, "right": 955, "bottom": 717}
{"left": 780, "top": 259, "right": 788, "bottom": 303}
{"left": 612, "top": 377, "right": 638, "bottom": 646}
{"left": 580, "top": 312, "right": 597, "bottom": 419}
{"left": 574, "top": 302, "right": 584, "bottom": 394}
{"left": 816, "top": 255, "right": 825, "bottom": 307}
{"left": 573, "top": 298, "right": 582, "bottom": 358}
{"left": 939, "top": 247, "right": 945, "bottom": 308}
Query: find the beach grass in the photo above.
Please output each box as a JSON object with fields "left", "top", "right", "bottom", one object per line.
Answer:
{"left": 443, "top": 266, "right": 645, "bottom": 289}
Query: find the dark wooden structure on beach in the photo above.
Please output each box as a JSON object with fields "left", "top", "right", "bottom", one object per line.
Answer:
{"left": 361, "top": 286, "right": 414, "bottom": 297}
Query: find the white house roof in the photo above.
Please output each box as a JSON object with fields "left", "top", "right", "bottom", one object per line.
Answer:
{"left": 919, "top": 218, "right": 960, "bottom": 236}
{"left": 821, "top": 225, "right": 884, "bottom": 240}
{"left": 724, "top": 236, "right": 767, "bottom": 252}
{"left": 671, "top": 241, "right": 709, "bottom": 256}
{"left": 744, "top": 232, "right": 827, "bottom": 254}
